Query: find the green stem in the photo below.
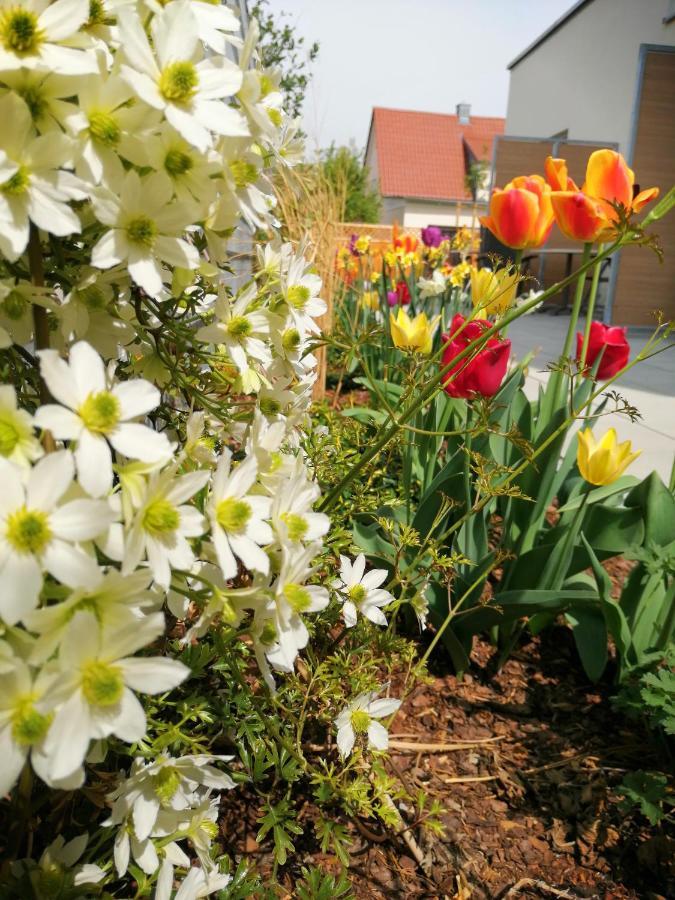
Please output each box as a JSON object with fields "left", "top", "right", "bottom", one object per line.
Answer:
{"left": 579, "top": 243, "right": 605, "bottom": 367}
{"left": 551, "top": 242, "right": 593, "bottom": 407}
{"left": 319, "top": 239, "right": 621, "bottom": 513}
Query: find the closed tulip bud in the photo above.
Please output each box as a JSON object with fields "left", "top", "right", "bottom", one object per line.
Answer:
{"left": 480, "top": 174, "right": 554, "bottom": 250}
{"left": 470, "top": 265, "right": 518, "bottom": 316}
{"left": 441, "top": 314, "right": 510, "bottom": 399}
{"left": 576, "top": 321, "right": 629, "bottom": 379}
{"left": 576, "top": 428, "right": 640, "bottom": 486}
{"left": 390, "top": 308, "right": 439, "bottom": 355}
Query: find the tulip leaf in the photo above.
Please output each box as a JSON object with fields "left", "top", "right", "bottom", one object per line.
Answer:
{"left": 566, "top": 606, "right": 608, "bottom": 682}
{"left": 558, "top": 475, "right": 640, "bottom": 512}
{"left": 625, "top": 471, "right": 675, "bottom": 547}
{"left": 641, "top": 186, "right": 675, "bottom": 226}
{"left": 340, "top": 406, "right": 389, "bottom": 425}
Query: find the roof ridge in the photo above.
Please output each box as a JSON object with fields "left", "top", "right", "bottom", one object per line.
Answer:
{"left": 373, "top": 106, "right": 505, "bottom": 123}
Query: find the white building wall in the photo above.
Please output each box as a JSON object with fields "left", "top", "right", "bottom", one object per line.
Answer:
{"left": 506, "top": 0, "right": 674, "bottom": 152}
{"left": 402, "top": 200, "right": 484, "bottom": 230}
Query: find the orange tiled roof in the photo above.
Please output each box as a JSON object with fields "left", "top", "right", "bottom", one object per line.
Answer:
{"left": 369, "top": 107, "right": 504, "bottom": 201}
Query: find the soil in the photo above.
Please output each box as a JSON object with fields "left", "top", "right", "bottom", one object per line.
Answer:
{"left": 220, "top": 622, "right": 673, "bottom": 900}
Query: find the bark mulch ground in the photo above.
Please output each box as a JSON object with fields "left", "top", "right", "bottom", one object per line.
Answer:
{"left": 221, "top": 624, "right": 673, "bottom": 899}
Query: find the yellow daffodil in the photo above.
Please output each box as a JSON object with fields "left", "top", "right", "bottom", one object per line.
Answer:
{"left": 389, "top": 309, "right": 439, "bottom": 355}
{"left": 576, "top": 428, "right": 641, "bottom": 486}
{"left": 354, "top": 235, "right": 371, "bottom": 254}
{"left": 360, "top": 291, "right": 379, "bottom": 311}
{"left": 470, "top": 266, "right": 518, "bottom": 316}
{"left": 448, "top": 261, "right": 471, "bottom": 287}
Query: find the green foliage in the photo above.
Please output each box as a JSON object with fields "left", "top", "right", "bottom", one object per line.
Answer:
{"left": 618, "top": 770, "right": 671, "bottom": 825}
{"left": 251, "top": 0, "right": 319, "bottom": 118}
{"left": 295, "top": 866, "right": 355, "bottom": 900}
{"left": 321, "top": 144, "right": 381, "bottom": 223}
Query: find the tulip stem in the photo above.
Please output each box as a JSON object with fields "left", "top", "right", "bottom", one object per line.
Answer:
{"left": 579, "top": 243, "right": 605, "bottom": 367}
{"left": 552, "top": 241, "right": 592, "bottom": 408}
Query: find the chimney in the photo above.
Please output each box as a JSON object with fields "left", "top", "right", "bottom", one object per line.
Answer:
{"left": 456, "top": 102, "right": 471, "bottom": 125}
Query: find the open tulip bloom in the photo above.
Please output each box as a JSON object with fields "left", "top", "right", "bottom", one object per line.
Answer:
{"left": 576, "top": 321, "right": 630, "bottom": 379}
{"left": 480, "top": 174, "right": 554, "bottom": 250}
{"left": 390, "top": 308, "right": 440, "bottom": 355}
{"left": 576, "top": 428, "right": 641, "bottom": 486}
{"left": 441, "top": 314, "right": 511, "bottom": 399}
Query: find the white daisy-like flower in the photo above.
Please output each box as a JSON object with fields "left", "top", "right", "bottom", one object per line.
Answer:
{"left": 207, "top": 449, "right": 272, "bottom": 580}
{"left": 334, "top": 554, "right": 393, "bottom": 629}
{"left": 35, "top": 833, "right": 105, "bottom": 890}
{"left": 90, "top": 169, "right": 199, "bottom": 299}
{"left": 0, "top": 451, "right": 114, "bottom": 625}
{"left": 281, "top": 254, "right": 327, "bottom": 336}
{"left": 155, "top": 859, "right": 232, "bottom": 900}
{"left": 122, "top": 465, "right": 209, "bottom": 589}
{"left": 35, "top": 341, "right": 173, "bottom": 497}
{"left": 0, "top": 92, "right": 85, "bottom": 260}
{"left": 270, "top": 467, "right": 329, "bottom": 547}
{"left": 145, "top": 0, "right": 241, "bottom": 54}
{"left": 0, "top": 0, "right": 99, "bottom": 75}
{"left": 196, "top": 283, "right": 271, "bottom": 376}
{"left": 117, "top": 1, "right": 247, "bottom": 153}
{"left": 42, "top": 610, "right": 190, "bottom": 782}
{"left": 0, "top": 69, "right": 84, "bottom": 134}
{"left": 334, "top": 688, "right": 401, "bottom": 758}
{"left": 0, "top": 383, "right": 42, "bottom": 467}
{"left": 0, "top": 278, "right": 54, "bottom": 346}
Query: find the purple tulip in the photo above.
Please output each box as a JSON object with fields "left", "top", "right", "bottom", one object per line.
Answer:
{"left": 421, "top": 226, "right": 443, "bottom": 248}
{"left": 348, "top": 233, "right": 359, "bottom": 256}
{"left": 387, "top": 290, "right": 398, "bottom": 307}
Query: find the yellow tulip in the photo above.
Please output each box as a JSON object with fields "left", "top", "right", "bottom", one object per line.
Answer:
{"left": 470, "top": 266, "right": 518, "bottom": 316}
{"left": 576, "top": 428, "right": 641, "bottom": 486}
{"left": 389, "top": 308, "right": 439, "bottom": 355}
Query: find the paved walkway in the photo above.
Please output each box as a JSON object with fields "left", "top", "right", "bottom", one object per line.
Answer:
{"left": 508, "top": 312, "right": 675, "bottom": 483}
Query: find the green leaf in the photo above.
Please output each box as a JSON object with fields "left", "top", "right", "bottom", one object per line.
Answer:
{"left": 566, "top": 605, "right": 608, "bottom": 681}
{"left": 618, "top": 770, "right": 669, "bottom": 824}
{"left": 557, "top": 476, "right": 640, "bottom": 512}
{"left": 340, "top": 406, "right": 389, "bottom": 425}
{"left": 641, "top": 185, "right": 675, "bottom": 226}
{"left": 625, "top": 471, "right": 675, "bottom": 546}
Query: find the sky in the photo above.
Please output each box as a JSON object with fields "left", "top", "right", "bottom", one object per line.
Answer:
{"left": 264, "top": 0, "right": 574, "bottom": 153}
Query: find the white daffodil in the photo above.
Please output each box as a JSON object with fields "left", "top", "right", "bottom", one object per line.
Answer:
{"left": 334, "top": 554, "right": 393, "bottom": 629}
{"left": 0, "top": 92, "right": 85, "bottom": 260}
{"left": 122, "top": 466, "right": 209, "bottom": 589}
{"left": 24, "top": 569, "right": 155, "bottom": 664}
{"left": 91, "top": 170, "right": 199, "bottom": 299}
{"left": 196, "top": 283, "right": 271, "bottom": 376}
{"left": 35, "top": 341, "right": 172, "bottom": 497}
{"left": 42, "top": 610, "right": 190, "bottom": 782}
{"left": 264, "top": 542, "right": 329, "bottom": 674}
{"left": 335, "top": 688, "right": 401, "bottom": 758}
{"left": 108, "top": 752, "right": 235, "bottom": 843}
{"left": 0, "top": 0, "right": 98, "bottom": 75}
{"left": 270, "top": 467, "right": 329, "bottom": 547}
{"left": 0, "top": 652, "right": 84, "bottom": 794}
{"left": 118, "top": 2, "right": 247, "bottom": 153}
{"left": 0, "top": 383, "right": 42, "bottom": 467}
{"left": 207, "top": 449, "right": 272, "bottom": 581}
{"left": 0, "top": 451, "right": 114, "bottom": 625}
{"left": 155, "top": 859, "right": 232, "bottom": 900}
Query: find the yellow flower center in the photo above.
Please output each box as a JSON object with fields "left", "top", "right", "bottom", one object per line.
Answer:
{"left": 87, "top": 0, "right": 107, "bottom": 26}
{"left": 1, "top": 290, "right": 27, "bottom": 320}
{"left": 88, "top": 110, "right": 121, "bottom": 147}
{"left": 0, "top": 8, "right": 43, "bottom": 54}
{"left": 283, "top": 582, "right": 311, "bottom": 613}
{"left": 164, "top": 147, "right": 194, "bottom": 177}
{"left": 126, "top": 215, "right": 157, "bottom": 248}
{"left": 143, "top": 498, "right": 180, "bottom": 537}
{"left": 267, "top": 107, "right": 282, "bottom": 128}
{"left": 11, "top": 696, "right": 52, "bottom": 746}
{"left": 259, "top": 621, "right": 277, "bottom": 645}
{"left": 348, "top": 584, "right": 366, "bottom": 604}
{"left": 280, "top": 512, "right": 307, "bottom": 541}
{"left": 259, "top": 397, "right": 281, "bottom": 417}
{"left": 158, "top": 61, "right": 198, "bottom": 103}
{"left": 0, "top": 417, "right": 20, "bottom": 456}
{"left": 79, "top": 390, "right": 120, "bottom": 435}
{"left": 281, "top": 328, "right": 301, "bottom": 352}
{"left": 5, "top": 507, "right": 51, "bottom": 555}
{"left": 215, "top": 497, "right": 251, "bottom": 534}
{"left": 1, "top": 165, "right": 30, "bottom": 196}
{"left": 286, "top": 285, "right": 310, "bottom": 310}
{"left": 16, "top": 83, "right": 46, "bottom": 121}
{"left": 229, "top": 159, "right": 258, "bottom": 189}
{"left": 154, "top": 765, "right": 181, "bottom": 802}
{"left": 79, "top": 284, "right": 107, "bottom": 310}
{"left": 259, "top": 73, "right": 274, "bottom": 98}
{"left": 350, "top": 709, "right": 371, "bottom": 734}
{"left": 226, "top": 315, "right": 252, "bottom": 338}
{"left": 81, "top": 660, "right": 124, "bottom": 707}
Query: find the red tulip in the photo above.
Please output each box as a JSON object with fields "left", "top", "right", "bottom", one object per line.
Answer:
{"left": 387, "top": 280, "right": 410, "bottom": 306}
{"left": 441, "top": 314, "right": 511, "bottom": 399}
{"left": 576, "top": 321, "right": 629, "bottom": 379}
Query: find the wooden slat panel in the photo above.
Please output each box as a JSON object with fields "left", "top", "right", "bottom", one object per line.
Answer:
{"left": 492, "top": 138, "right": 554, "bottom": 190}
{"left": 613, "top": 51, "right": 675, "bottom": 326}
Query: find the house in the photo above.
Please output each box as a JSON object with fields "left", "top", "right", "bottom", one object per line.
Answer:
{"left": 497, "top": 0, "right": 675, "bottom": 325}
{"left": 364, "top": 106, "right": 505, "bottom": 235}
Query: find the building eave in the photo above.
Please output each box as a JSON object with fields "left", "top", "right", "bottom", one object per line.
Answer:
{"left": 508, "top": 0, "right": 594, "bottom": 70}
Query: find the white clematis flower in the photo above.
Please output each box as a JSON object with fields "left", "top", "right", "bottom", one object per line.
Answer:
{"left": 35, "top": 341, "right": 172, "bottom": 497}
{"left": 0, "top": 92, "right": 85, "bottom": 260}
{"left": 0, "top": 0, "right": 99, "bottom": 75}
{"left": 91, "top": 170, "right": 199, "bottom": 299}
{"left": 334, "top": 554, "right": 393, "bottom": 629}
{"left": 0, "top": 383, "right": 43, "bottom": 467}
{"left": 207, "top": 449, "right": 272, "bottom": 581}
{"left": 335, "top": 688, "right": 402, "bottom": 758}
{"left": 42, "top": 610, "right": 190, "bottom": 782}
{"left": 118, "top": 1, "right": 247, "bottom": 153}
{"left": 155, "top": 859, "right": 232, "bottom": 900}
{"left": 196, "top": 283, "right": 271, "bottom": 377}
{"left": 0, "top": 451, "right": 114, "bottom": 625}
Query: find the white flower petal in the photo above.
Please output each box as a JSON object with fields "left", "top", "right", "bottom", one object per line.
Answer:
{"left": 336, "top": 724, "right": 355, "bottom": 758}
{"left": 74, "top": 431, "right": 113, "bottom": 498}
{"left": 43, "top": 539, "right": 101, "bottom": 590}
{"left": 44, "top": 692, "right": 93, "bottom": 781}
{"left": 50, "top": 497, "right": 112, "bottom": 540}
{"left": 109, "top": 423, "right": 172, "bottom": 464}
{"left": 113, "top": 379, "right": 159, "bottom": 419}
{"left": 26, "top": 450, "right": 74, "bottom": 511}
{"left": 120, "top": 657, "right": 190, "bottom": 694}
{"left": 367, "top": 720, "right": 389, "bottom": 751}
{"left": 33, "top": 404, "right": 83, "bottom": 440}
{"left": 37, "top": 350, "right": 81, "bottom": 409}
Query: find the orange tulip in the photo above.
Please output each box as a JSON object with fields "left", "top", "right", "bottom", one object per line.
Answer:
{"left": 480, "top": 174, "right": 554, "bottom": 250}
{"left": 548, "top": 150, "right": 659, "bottom": 242}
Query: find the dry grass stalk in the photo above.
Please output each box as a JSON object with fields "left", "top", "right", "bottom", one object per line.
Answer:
{"left": 273, "top": 164, "right": 346, "bottom": 400}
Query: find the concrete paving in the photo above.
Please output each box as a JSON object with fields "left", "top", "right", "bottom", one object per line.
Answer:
{"left": 507, "top": 312, "right": 675, "bottom": 483}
